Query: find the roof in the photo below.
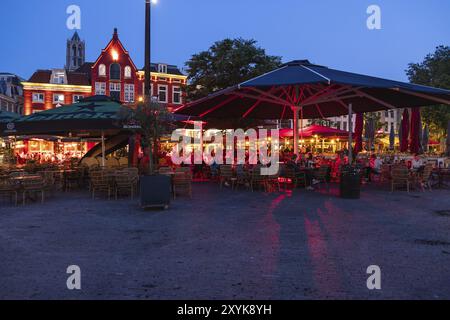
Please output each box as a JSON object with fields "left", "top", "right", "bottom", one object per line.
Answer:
{"left": 27, "top": 70, "right": 90, "bottom": 86}
{"left": 141, "top": 63, "right": 185, "bottom": 76}
{"left": 28, "top": 70, "right": 51, "bottom": 83}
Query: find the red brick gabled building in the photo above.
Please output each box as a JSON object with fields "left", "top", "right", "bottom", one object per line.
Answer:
{"left": 22, "top": 29, "right": 187, "bottom": 116}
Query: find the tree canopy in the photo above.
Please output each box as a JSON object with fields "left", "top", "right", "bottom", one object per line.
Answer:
{"left": 406, "top": 45, "right": 450, "bottom": 136}
{"left": 185, "top": 38, "right": 282, "bottom": 101}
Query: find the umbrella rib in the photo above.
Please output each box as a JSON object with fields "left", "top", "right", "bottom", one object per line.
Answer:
{"left": 238, "top": 66, "right": 289, "bottom": 88}
{"left": 247, "top": 87, "right": 292, "bottom": 106}
{"left": 354, "top": 89, "right": 397, "bottom": 109}
{"left": 199, "top": 95, "right": 239, "bottom": 118}
{"left": 391, "top": 88, "right": 450, "bottom": 105}
{"left": 301, "top": 65, "right": 331, "bottom": 84}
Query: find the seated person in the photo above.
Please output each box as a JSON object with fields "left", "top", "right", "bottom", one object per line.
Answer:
{"left": 411, "top": 154, "right": 423, "bottom": 170}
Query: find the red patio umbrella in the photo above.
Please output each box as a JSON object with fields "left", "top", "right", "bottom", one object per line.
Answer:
{"left": 409, "top": 107, "right": 421, "bottom": 154}
{"left": 400, "top": 109, "right": 410, "bottom": 152}
{"left": 353, "top": 113, "right": 364, "bottom": 154}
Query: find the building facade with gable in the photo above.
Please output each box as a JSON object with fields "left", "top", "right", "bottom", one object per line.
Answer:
{"left": 22, "top": 29, "right": 187, "bottom": 116}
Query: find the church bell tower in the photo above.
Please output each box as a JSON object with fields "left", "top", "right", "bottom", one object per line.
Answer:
{"left": 66, "top": 31, "right": 85, "bottom": 71}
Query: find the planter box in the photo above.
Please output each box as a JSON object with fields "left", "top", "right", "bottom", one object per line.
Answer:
{"left": 340, "top": 166, "right": 361, "bottom": 199}
{"left": 139, "top": 174, "right": 171, "bottom": 209}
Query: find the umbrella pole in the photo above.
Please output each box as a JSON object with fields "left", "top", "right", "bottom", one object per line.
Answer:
{"left": 101, "top": 131, "right": 106, "bottom": 168}
{"left": 348, "top": 104, "right": 353, "bottom": 164}
{"left": 293, "top": 107, "right": 300, "bottom": 157}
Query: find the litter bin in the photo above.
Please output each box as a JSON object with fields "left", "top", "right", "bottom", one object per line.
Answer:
{"left": 340, "top": 165, "right": 361, "bottom": 199}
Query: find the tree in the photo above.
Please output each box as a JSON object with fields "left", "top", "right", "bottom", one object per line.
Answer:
{"left": 406, "top": 46, "right": 450, "bottom": 137}
{"left": 119, "top": 101, "right": 174, "bottom": 174}
{"left": 185, "top": 38, "right": 282, "bottom": 101}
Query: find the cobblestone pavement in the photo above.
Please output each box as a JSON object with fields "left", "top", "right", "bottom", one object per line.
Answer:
{"left": 0, "top": 183, "right": 449, "bottom": 300}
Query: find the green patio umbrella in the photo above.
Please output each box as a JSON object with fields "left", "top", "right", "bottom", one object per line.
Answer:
{"left": 0, "top": 110, "right": 21, "bottom": 134}
{"left": 11, "top": 96, "right": 127, "bottom": 137}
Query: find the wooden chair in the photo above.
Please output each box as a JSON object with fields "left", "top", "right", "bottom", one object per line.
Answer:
{"left": 314, "top": 166, "right": 330, "bottom": 191}
{"left": 265, "top": 170, "right": 281, "bottom": 193}
{"left": 219, "top": 165, "right": 236, "bottom": 189}
{"left": 22, "top": 177, "right": 45, "bottom": 205}
{"left": 114, "top": 172, "right": 135, "bottom": 200}
{"left": 283, "top": 167, "right": 307, "bottom": 190}
{"left": 249, "top": 166, "right": 267, "bottom": 192}
{"left": 0, "top": 179, "right": 18, "bottom": 206}
{"left": 38, "top": 171, "right": 56, "bottom": 194}
{"left": 65, "top": 170, "right": 81, "bottom": 192}
{"left": 417, "top": 164, "right": 434, "bottom": 192}
{"left": 173, "top": 172, "right": 192, "bottom": 199}
{"left": 391, "top": 166, "right": 411, "bottom": 193}
{"left": 90, "top": 171, "right": 111, "bottom": 200}
{"left": 379, "top": 164, "right": 391, "bottom": 184}
{"left": 235, "top": 165, "right": 250, "bottom": 190}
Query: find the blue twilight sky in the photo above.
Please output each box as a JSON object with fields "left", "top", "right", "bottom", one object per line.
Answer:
{"left": 0, "top": 0, "right": 449, "bottom": 81}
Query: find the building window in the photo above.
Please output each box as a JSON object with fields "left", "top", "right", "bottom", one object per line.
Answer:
{"left": 343, "top": 122, "right": 347, "bottom": 131}
{"left": 110, "top": 82, "right": 121, "bottom": 101}
{"left": 73, "top": 95, "right": 84, "bottom": 103}
{"left": 110, "top": 63, "right": 121, "bottom": 80}
{"left": 52, "top": 72, "right": 66, "bottom": 84}
{"left": 124, "top": 84, "right": 135, "bottom": 103}
{"left": 390, "top": 110, "right": 394, "bottom": 118}
{"left": 158, "top": 85, "right": 168, "bottom": 103}
{"left": 32, "top": 93, "right": 44, "bottom": 103}
{"left": 124, "top": 66, "right": 132, "bottom": 79}
{"left": 95, "top": 82, "right": 106, "bottom": 95}
{"left": 99, "top": 64, "right": 106, "bottom": 77}
{"left": 53, "top": 94, "right": 65, "bottom": 104}
{"left": 158, "top": 64, "right": 168, "bottom": 74}
{"left": 173, "top": 86, "right": 182, "bottom": 104}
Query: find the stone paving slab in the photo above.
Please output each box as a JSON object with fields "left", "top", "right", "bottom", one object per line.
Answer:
{"left": 0, "top": 183, "right": 449, "bottom": 300}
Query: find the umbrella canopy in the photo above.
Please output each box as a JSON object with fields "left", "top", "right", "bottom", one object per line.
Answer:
{"left": 422, "top": 125, "right": 429, "bottom": 153}
{"left": 0, "top": 110, "right": 21, "bottom": 133}
{"left": 400, "top": 109, "right": 410, "bottom": 152}
{"left": 176, "top": 60, "right": 450, "bottom": 120}
{"left": 389, "top": 124, "right": 396, "bottom": 150}
{"left": 354, "top": 113, "right": 364, "bottom": 153}
{"left": 409, "top": 107, "right": 421, "bottom": 154}
{"left": 279, "top": 125, "right": 349, "bottom": 139}
{"left": 175, "top": 60, "right": 450, "bottom": 157}
{"left": 7, "top": 96, "right": 128, "bottom": 137}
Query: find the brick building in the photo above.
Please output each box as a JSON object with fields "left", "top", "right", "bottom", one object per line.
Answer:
{"left": 22, "top": 29, "right": 186, "bottom": 116}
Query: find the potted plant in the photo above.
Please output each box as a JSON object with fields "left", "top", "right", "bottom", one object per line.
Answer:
{"left": 120, "top": 100, "right": 174, "bottom": 209}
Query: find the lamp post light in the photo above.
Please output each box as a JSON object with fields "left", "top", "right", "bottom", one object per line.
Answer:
{"left": 144, "top": 0, "right": 157, "bottom": 102}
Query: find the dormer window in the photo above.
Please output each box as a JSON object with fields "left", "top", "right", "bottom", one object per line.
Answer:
{"left": 99, "top": 64, "right": 106, "bottom": 77}
{"left": 51, "top": 70, "right": 66, "bottom": 84}
{"left": 158, "top": 64, "right": 168, "bottom": 74}
{"left": 124, "top": 66, "right": 132, "bottom": 79}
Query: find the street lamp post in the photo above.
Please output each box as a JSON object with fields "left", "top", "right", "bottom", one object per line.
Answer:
{"left": 144, "top": 0, "right": 152, "bottom": 101}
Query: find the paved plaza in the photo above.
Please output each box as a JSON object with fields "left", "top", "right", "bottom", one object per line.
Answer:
{"left": 0, "top": 183, "right": 449, "bottom": 300}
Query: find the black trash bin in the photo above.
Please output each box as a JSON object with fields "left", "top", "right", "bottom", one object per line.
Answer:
{"left": 340, "top": 165, "right": 361, "bottom": 199}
